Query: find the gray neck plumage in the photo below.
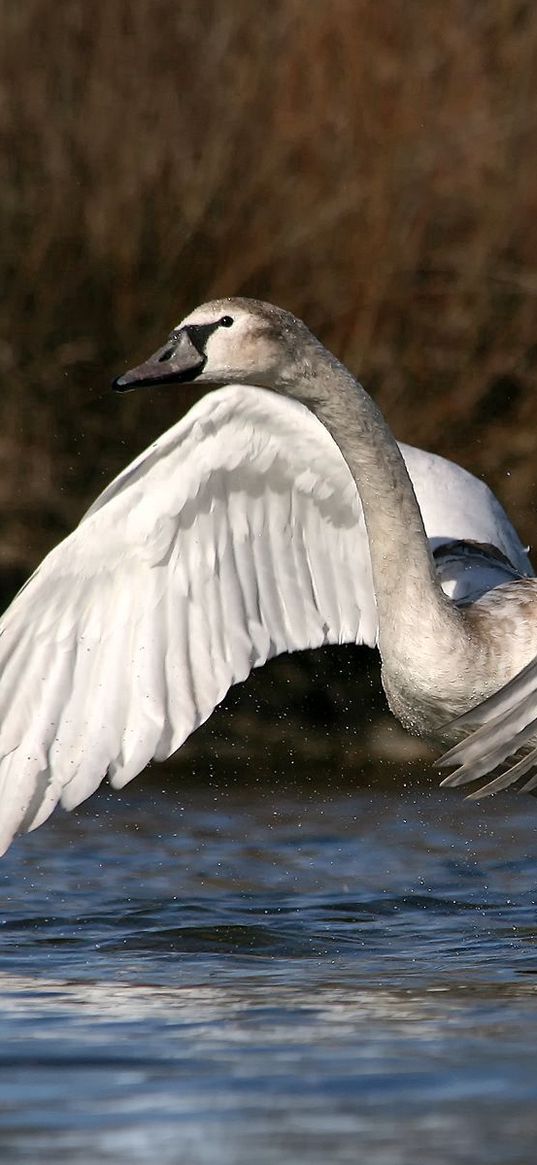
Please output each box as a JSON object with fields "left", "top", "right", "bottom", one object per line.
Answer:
{"left": 282, "top": 341, "right": 465, "bottom": 669}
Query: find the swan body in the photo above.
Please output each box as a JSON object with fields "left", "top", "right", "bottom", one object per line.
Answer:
{"left": 0, "top": 297, "right": 534, "bottom": 852}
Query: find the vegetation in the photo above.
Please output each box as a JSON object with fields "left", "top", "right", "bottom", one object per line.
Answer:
{"left": 0, "top": 0, "right": 535, "bottom": 764}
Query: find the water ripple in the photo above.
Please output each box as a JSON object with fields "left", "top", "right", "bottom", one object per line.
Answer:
{"left": 0, "top": 785, "right": 536, "bottom": 1163}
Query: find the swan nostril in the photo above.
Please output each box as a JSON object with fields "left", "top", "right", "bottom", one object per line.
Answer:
{"left": 158, "top": 346, "right": 175, "bottom": 363}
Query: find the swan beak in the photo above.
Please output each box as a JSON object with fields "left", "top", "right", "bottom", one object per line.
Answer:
{"left": 113, "top": 330, "right": 205, "bottom": 392}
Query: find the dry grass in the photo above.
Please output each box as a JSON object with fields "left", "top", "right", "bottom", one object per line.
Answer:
{"left": 1, "top": 0, "right": 537, "bottom": 575}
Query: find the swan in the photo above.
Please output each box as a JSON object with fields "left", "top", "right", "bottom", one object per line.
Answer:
{"left": 0, "top": 297, "right": 533, "bottom": 854}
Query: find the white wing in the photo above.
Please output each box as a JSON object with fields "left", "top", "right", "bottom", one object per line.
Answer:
{"left": 439, "top": 652, "right": 537, "bottom": 796}
{"left": 0, "top": 384, "right": 530, "bottom": 851}
{"left": 400, "top": 444, "right": 532, "bottom": 585}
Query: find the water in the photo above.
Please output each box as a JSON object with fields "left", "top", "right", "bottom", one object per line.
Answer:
{"left": 1, "top": 775, "right": 536, "bottom": 1164}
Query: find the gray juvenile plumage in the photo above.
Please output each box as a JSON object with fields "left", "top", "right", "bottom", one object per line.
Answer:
{"left": 0, "top": 296, "right": 534, "bottom": 854}
{"left": 117, "top": 298, "right": 537, "bottom": 794}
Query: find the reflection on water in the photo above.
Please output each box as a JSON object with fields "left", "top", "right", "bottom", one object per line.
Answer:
{"left": 0, "top": 779, "right": 536, "bottom": 1164}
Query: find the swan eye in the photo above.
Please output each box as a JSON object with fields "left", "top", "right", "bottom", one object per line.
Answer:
{"left": 220, "top": 316, "right": 234, "bottom": 328}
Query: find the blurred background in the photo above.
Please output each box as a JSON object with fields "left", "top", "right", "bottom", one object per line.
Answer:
{"left": 1, "top": 0, "right": 536, "bottom": 776}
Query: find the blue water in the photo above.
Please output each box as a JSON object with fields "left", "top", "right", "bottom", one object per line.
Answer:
{"left": 0, "top": 778, "right": 536, "bottom": 1163}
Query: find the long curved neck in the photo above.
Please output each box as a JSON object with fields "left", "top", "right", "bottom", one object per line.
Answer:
{"left": 286, "top": 345, "right": 467, "bottom": 676}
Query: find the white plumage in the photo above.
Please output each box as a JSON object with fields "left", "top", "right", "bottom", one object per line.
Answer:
{"left": 0, "top": 382, "right": 530, "bottom": 853}
{"left": 0, "top": 295, "right": 534, "bottom": 853}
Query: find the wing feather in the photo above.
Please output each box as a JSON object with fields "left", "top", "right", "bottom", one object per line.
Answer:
{"left": 439, "top": 655, "right": 537, "bottom": 796}
{"left": 0, "top": 383, "right": 531, "bottom": 851}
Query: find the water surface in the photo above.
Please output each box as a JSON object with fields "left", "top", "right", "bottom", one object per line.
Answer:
{"left": 1, "top": 778, "right": 536, "bottom": 1163}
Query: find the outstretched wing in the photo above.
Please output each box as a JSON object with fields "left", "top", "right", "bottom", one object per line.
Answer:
{"left": 0, "top": 386, "right": 377, "bottom": 852}
{"left": 400, "top": 445, "right": 532, "bottom": 582}
{"left": 439, "top": 653, "right": 537, "bottom": 796}
{"left": 0, "top": 383, "right": 530, "bottom": 850}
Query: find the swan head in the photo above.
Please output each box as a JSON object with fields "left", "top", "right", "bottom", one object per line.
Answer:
{"left": 113, "top": 298, "right": 321, "bottom": 393}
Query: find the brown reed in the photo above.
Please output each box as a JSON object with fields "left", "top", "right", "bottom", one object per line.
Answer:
{"left": 0, "top": 0, "right": 536, "bottom": 578}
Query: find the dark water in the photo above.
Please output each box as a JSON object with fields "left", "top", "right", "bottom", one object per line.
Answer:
{"left": 1, "top": 777, "right": 536, "bottom": 1164}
